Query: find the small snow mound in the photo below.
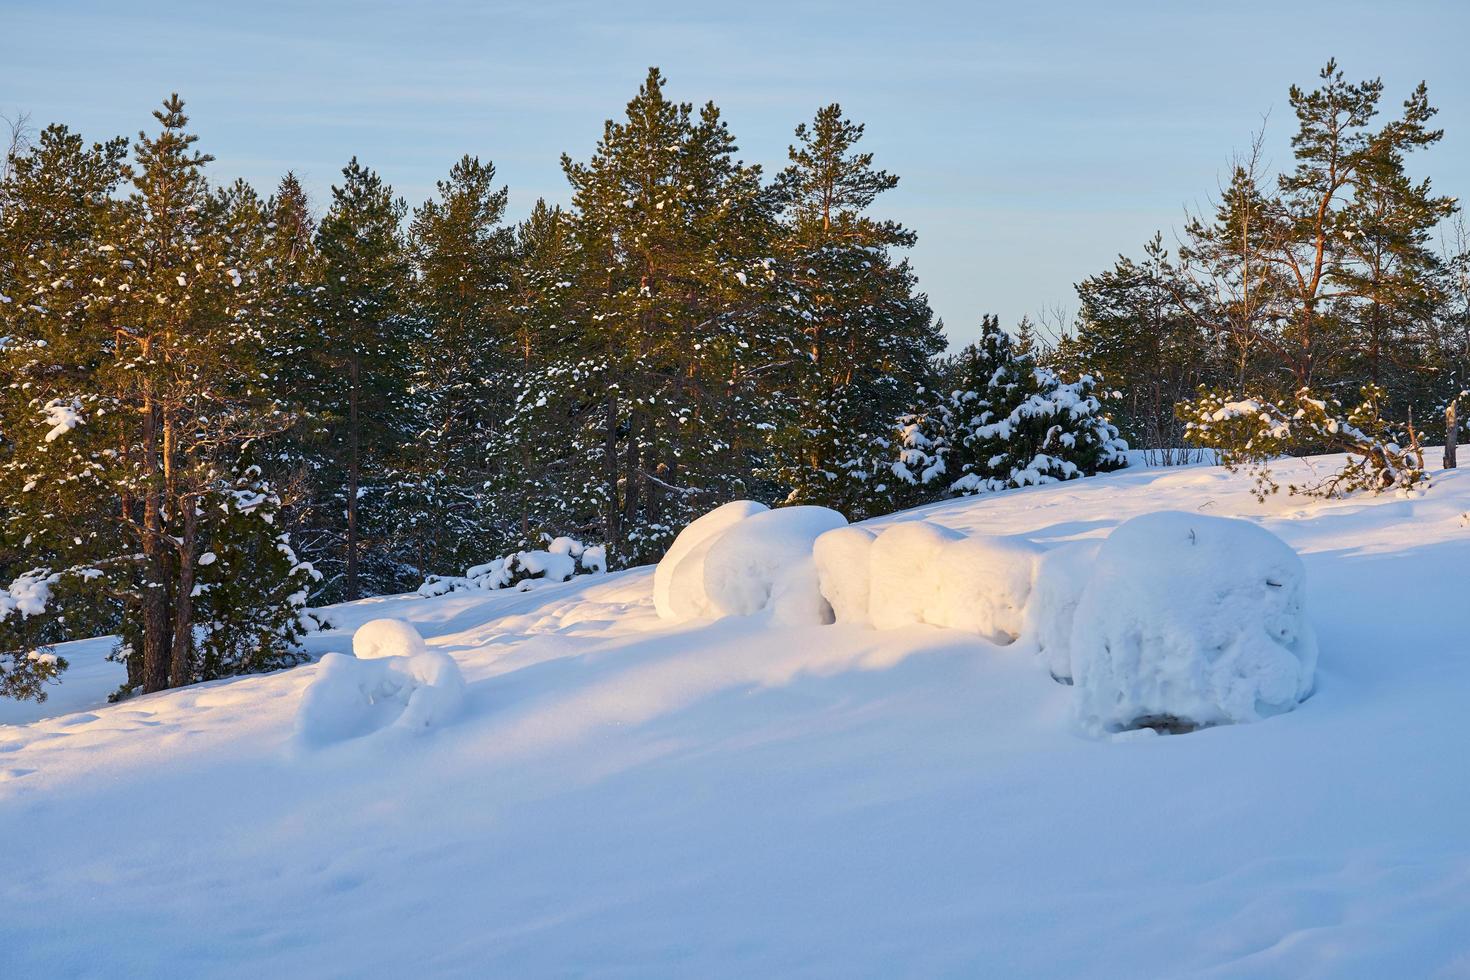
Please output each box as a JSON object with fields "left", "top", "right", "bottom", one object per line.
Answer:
{"left": 352, "top": 617, "right": 428, "bottom": 660}
{"left": 868, "top": 521, "right": 964, "bottom": 630}
{"left": 813, "top": 526, "right": 876, "bottom": 624}
{"left": 296, "top": 619, "right": 466, "bottom": 747}
{"left": 1071, "top": 512, "right": 1317, "bottom": 734}
{"left": 1023, "top": 540, "right": 1099, "bottom": 683}
{"left": 703, "top": 506, "right": 848, "bottom": 617}
{"left": 929, "top": 535, "right": 1042, "bottom": 643}
{"left": 654, "top": 500, "right": 768, "bottom": 619}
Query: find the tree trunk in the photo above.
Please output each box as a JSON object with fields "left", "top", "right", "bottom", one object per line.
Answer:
{"left": 602, "top": 391, "right": 621, "bottom": 553}
{"left": 345, "top": 352, "right": 361, "bottom": 600}
{"left": 1446, "top": 400, "right": 1458, "bottom": 470}
{"left": 140, "top": 397, "right": 173, "bottom": 693}
{"left": 169, "top": 502, "right": 199, "bottom": 687}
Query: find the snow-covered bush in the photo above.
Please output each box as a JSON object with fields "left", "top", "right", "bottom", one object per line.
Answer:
{"left": 295, "top": 618, "right": 466, "bottom": 747}
{"left": 867, "top": 521, "right": 964, "bottom": 629}
{"left": 812, "top": 526, "right": 877, "bottom": 624}
{"left": 418, "top": 535, "right": 606, "bottom": 598}
{"left": 702, "top": 506, "right": 847, "bottom": 617}
{"left": 1022, "top": 540, "right": 1099, "bottom": 683}
{"left": 1070, "top": 512, "right": 1317, "bottom": 734}
{"left": 1181, "top": 384, "right": 1426, "bottom": 500}
{"left": 653, "top": 500, "right": 768, "bottom": 619}
{"left": 928, "top": 535, "right": 1042, "bottom": 643}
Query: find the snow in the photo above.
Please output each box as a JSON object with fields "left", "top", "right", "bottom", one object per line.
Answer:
{"left": 3, "top": 453, "right": 1470, "bottom": 975}
{"left": 1070, "top": 511, "right": 1317, "bottom": 734}
{"left": 652, "top": 499, "right": 767, "bottom": 618}
{"left": 867, "top": 520, "right": 964, "bottom": 629}
{"left": 928, "top": 533, "right": 1041, "bottom": 643}
{"left": 701, "top": 505, "right": 846, "bottom": 617}
{"left": 295, "top": 619, "right": 465, "bottom": 747}
{"left": 812, "top": 525, "right": 876, "bottom": 624}
{"left": 39, "top": 397, "right": 84, "bottom": 443}
{"left": 1022, "top": 539, "right": 1098, "bottom": 683}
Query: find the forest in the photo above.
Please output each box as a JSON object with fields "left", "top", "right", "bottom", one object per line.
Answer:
{"left": 1, "top": 60, "right": 1463, "bottom": 701}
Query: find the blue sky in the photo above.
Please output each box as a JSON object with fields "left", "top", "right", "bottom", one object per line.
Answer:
{"left": 4, "top": 0, "right": 1467, "bottom": 348}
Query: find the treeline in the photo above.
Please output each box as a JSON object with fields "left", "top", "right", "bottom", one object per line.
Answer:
{"left": 0, "top": 69, "right": 1123, "bottom": 699}
{"left": 1055, "top": 61, "right": 1467, "bottom": 492}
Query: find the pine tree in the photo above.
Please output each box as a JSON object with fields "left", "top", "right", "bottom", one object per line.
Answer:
{"left": 403, "top": 155, "right": 517, "bottom": 574}
{"left": 0, "top": 97, "right": 306, "bottom": 697}
{"left": 770, "top": 104, "right": 942, "bottom": 520}
{"left": 313, "top": 158, "right": 415, "bottom": 599}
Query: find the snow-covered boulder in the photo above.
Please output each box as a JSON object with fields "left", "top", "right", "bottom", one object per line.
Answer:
{"left": 1023, "top": 540, "right": 1099, "bottom": 683}
{"left": 929, "top": 535, "right": 1042, "bottom": 644}
{"left": 703, "top": 506, "right": 847, "bottom": 618}
{"left": 868, "top": 521, "right": 965, "bottom": 630}
{"left": 295, "top": 618, "right": 467, "bottom": 747}
{"left": 813, "top": 526, "right": 877, "bottom": 624}
{"left": 654, "top": 500, "right": 768, "bottom": 620}
{"left": 1071, "top": 512, "right": 1317, "bottom": 734}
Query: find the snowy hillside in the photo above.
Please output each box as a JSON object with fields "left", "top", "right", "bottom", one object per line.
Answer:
{"left": 4, "top": 455, "right": 1470, "bottom": 977}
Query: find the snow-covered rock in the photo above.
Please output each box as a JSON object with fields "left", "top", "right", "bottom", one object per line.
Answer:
{"left": 654, "top": 500, "right": 768, "bottom": 619}
{"left": 1023, "top": 540, "right": 1099, "bottom": 683}
{"left": 703, "top": 506, "right": 847, "bottom": 617}
{"left": 929, "top": 534, "right": 1042, "bottom": 643}
{"left": 1070, "top": 512, "right": 1317, "bottom": 733}
{"left": 867, "top": 521, "right": 964, "bottom": 630}
{"left": 813, "top": 526, "right": 877, "bottom": 624}
{"left": 295, "top": 618, "right": 466, "bottom": 746}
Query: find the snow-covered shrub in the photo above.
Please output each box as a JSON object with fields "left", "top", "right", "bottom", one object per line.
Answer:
{"left": 702, "top": 506, "right": 847, "bottom": 617}
{"left": 928, "top": 535, "right": 1042, "bottom": 644}
{"left": 813, "top": 526, "right": 877, "bottom": 624}
{"left": 653, "top": 500, "right": 769, "bottom": 619}
{"left": 418, "top": 535, "right": 606, "bottom": 598}
{"left": 295, "top": 618, "right": 466, "bottom": 747}
{"left": 1022, "top": 540, "right": 1099, "bottom": 683}
{"left": 1181, "top": 384, "right": 1427, "bottom": 500}
{"left": 1070, "top": 512, "right": 1317, "bottom": 734}
{"left": 867, "top": 521, "right": 964, "bottom": 630}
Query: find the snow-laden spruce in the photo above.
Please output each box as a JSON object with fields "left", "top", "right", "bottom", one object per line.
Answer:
{"left": 419, "top": 536, "right": 606, "bottom": 597}
{"left": 1069, "top": 512, "right": 1317, "bottom": 733}
{"left": 295, "top": 618, "right": 466, "bottom": 747}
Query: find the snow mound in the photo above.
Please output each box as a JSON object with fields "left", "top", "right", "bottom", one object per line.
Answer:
{"left": 1070, "top": 512, "right": 1317, "bottom": 733}
{"left": 929, "top": 534, "right": 1042, "bottom": 643}
{"left": 295, "top": 618, "right": 466, "bottom": 747}
{"left": 868, "top": 521, "right": 964, "bottom": 630}
{"left": 1024, "top": 540, "right": 1099, "bottom": 683}
{"left": 768, "top": 556, "right": 836, "bottom": 626}
{"left": 351, "top": 617, "right": 429, "bottom": 660}
{"left": 703, "top": 506, "right": 847, "bottom": 617}
{"left": 813, "top": 526, "right": 877, "bottom": 624}
{"left": 654, "top": 500, "right": 768, "bottom": 619}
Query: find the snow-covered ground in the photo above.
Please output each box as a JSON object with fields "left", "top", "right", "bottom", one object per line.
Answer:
{"left": 3, "top": 454, "right": 1470, "bottom": 977}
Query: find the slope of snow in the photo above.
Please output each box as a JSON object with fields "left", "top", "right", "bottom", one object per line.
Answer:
{"left": 4, "top": 453, "right": 1470, "bottom": 977}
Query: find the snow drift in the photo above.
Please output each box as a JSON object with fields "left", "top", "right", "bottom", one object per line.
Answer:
{"left": 295, "top": 618, "right": 466, "bottom": 746}
{"left": 1070, "top": 511, "right": 1317, "bottom": 733}
{"left": 654, "top": 500, "right": 768, "bottom": 619}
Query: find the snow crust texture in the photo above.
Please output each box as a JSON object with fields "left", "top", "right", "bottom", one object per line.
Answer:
{"left": 1070, "top": 511, "right": 1317, "bottom": 733}
{"left": 295, "top": 618, "right": 466, "bottom": 746}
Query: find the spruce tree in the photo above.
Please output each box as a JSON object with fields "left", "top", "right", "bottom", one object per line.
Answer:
{"left": 948, "top": 316, "right": 1127, "bottom": 494}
